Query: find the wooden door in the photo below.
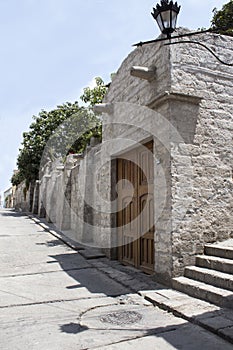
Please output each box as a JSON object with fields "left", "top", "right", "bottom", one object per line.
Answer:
{"left": 117, "top": 141, "right": 154, "bottom": 274}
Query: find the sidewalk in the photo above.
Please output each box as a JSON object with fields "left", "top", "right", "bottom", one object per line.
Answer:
{"left": 29, "top": 212, "right": 233, "bottom": 345}
{"left": 1, "top": 208, "right": 233, "bottom": 349}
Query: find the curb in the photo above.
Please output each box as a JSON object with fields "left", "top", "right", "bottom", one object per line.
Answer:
{"left": 139, "top": 290, "right": 233, "bottom": 345}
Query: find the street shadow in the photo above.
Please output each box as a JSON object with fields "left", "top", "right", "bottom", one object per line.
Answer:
{"left": 36, "top": 239, "right": 65, "bottom": 247}
{"left": 59, "top": 320, "right": 180, "bottom": 338}
{"left": 60, "top": 322, "right": 88, "bottom": 334}
{"left": 59, "top": 314, "right": 233, "bottom": 349}
{"left": 47, "top": 252, "right": 90, "bottom": 270}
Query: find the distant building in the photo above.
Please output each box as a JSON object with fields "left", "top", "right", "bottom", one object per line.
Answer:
{"left": 3, "top": 185, "right": 16, "bottom": 208}
{"left": 4, "top": 187, "right": 12, "bottom": 208}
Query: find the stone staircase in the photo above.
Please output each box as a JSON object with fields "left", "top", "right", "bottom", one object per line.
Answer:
{"left": 173, "top": 241, "right": 233, "bottom": 308}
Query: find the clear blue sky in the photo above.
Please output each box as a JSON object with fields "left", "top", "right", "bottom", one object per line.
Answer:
{"left": 0, "top": 0, "right": 228, "bottom": 197}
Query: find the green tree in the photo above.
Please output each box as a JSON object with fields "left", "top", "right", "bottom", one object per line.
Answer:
{"left": 12, "top": 77, "right": 108, "bottom": 187}
{"left": 12, "top": 103, "right": 99, "bottom": 186}
{"left": 80, "top": 77, "right": 107, "bottom": 106}
{"left": 211, "top": 1, "right": 233, "bottom": 36}
{"left": 11, "top": 171, "right": 24, "bottom": 187}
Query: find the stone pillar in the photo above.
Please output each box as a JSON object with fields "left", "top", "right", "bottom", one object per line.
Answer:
{"left": 32, "top": 180, "right": 40, "bottom": 214}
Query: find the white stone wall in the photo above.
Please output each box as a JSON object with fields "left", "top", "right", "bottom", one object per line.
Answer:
{"left": 103, "top": 31, "right": 233, "bottom": 282}
{"left": 14, "top": 181, "right": 29, "bottom": 212}
{"left": 105, "top": 40, "right": 170, "bottom": 108}
{"left": 169, "top": 32, "right": 233, "bottom": 276}
{"left": 70, "top": 145, "right": 105, "bottom": 247}
{"left": 103, "top": 41, "right": 173, "bottom": 282}
{"left": 33, "top": 144, "right": 106, "bottom": 249}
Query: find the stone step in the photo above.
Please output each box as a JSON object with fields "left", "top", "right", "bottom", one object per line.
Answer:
{"left": 205, "top": 244, "right": 233, "bottom": 260}
{"left": 172, "top": 276, "right": 233, "bottom": 308}
{"left": 196, "top": 255, "right": 233, "bottom": 274}
{"left": 185, "top": 266, "right": 233, "bottom": 291}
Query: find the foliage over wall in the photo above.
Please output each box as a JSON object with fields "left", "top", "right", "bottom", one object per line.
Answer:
{"left": 80, "top": 77, "right": 108, "bottom": 107}
{"left": 211, "top": 0, "right": 233, "bottom": 36}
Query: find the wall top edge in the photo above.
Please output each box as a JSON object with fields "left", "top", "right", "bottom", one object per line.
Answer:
{"left": 147, "top": 90, "right": 202, "bottom": 109}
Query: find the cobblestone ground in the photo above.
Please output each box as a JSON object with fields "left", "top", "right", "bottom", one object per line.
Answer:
{"left": 0, "top": 209, "right": 232, "bottom": 350}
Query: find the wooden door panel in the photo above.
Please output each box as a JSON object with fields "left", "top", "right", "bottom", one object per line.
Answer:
{"left": 117, "top": 141, "right": 154, "bottom": 274}
{"left": 138, "top": 142, "right": 154, "bottom": 273}
{"left": 117, "top": 153, "right": 138, "bottom": 267}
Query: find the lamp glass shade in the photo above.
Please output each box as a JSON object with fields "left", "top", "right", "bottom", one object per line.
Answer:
{"left": 156, "top": 14, "right": 164, "bottom": 33}
{"left": 171, "top": 9, "right": 178, "bottom": 28}
{"left": 160, "top": 10, "right": 171, "bottom": 30}
{"left": 152, "top": 1, "right": 181, "bottom": 37}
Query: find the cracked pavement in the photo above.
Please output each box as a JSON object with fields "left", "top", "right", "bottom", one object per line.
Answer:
{"left": 0, "top": 209, "right": 232, "bottom": 349}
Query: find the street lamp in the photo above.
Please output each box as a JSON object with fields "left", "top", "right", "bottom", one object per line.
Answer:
{"left": 151, "top": 0, "right": 181, "bottom": 39}
{"left": 133, "top": 1, "right": 233, "bottom": 66}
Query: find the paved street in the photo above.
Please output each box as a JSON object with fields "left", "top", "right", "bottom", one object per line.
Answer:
{"left": 0, "top": 209, "right": 232, "bottom": 350}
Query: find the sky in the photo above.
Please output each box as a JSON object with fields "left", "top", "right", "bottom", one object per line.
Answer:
{"left": 0, "top": 0, "right": 228, "bottom": 198}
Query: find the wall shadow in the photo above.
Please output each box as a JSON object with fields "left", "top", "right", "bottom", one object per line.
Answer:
{"left": 0, "top": 209, "right": 27, "bottom": 218}
{"left": 49, "top": 252, "right": 131, "bottom": 296}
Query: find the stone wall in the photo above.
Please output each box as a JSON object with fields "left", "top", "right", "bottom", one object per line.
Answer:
{"left": 169, "top": 32, "right": 233, "bottom": 276}
{"left": 14, "top": 181, "right": 30, "bottom": 212}
{"left": 30, "top": 140, "right": 106, "bottom": 249}
{"left": 103, "top": 30, "right": 233, "bottom": 282}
